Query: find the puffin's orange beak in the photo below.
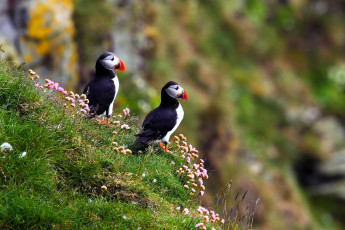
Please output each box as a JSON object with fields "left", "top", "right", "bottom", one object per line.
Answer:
{"left": 114, "top": 59, "right": 125, "bottom": 71}
{"left": 182, "top": 89, "right": 187, "bottom": 100}
{"left": 178, "top": 89, "right": 187, "bottom": 101}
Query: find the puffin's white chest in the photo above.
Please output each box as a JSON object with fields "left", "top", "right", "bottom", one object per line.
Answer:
{"left": 112, "top": 76, "right": 119, "bottom": 98}
{"left": 161, "top": 103, "right": 184, "bottom": 143}
{"left": 107, "top": 76, "right": 119, "bottom": 116}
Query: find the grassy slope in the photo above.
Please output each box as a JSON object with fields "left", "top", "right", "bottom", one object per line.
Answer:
{"left": 0, "top": 61, "right": 217, "bottom": 229}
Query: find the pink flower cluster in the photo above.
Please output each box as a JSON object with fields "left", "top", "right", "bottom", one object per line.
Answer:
{"left": 44, "top": 79, "right": 67, "bottom": 95}
{"left": 173, "top": 135, "right": 208, "bottom": 197}
{"left": 121, "top": 124, "right": 130, "bottom": 130}
{"left": 171, "top": 134, "right": 227, "bottom": 229}
{"left": 177, "top": 158, "right": 207, "bottom": 196}
{"left": 28, "top": 70, "right": 68, "bottom": 95}
{"left": 64, "top": 92, "right": 90, "bottom": 115}
{"left": 195, "top": 206, "right": 225, "bottom": 229}
{"left": 123, "top": 107, "right": 130, "bottom": 117}
{"left": 78, "top": 99, "right": 90, "bottom": 115}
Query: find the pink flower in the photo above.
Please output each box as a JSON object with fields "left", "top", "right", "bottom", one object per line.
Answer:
{"left": 199, "top": 159, "right": 204, "bottom": 163}
{"left": 197, "top": 207, "right": 202, "bottom": 214}
{"left": 188, "top": 144, "right": 198, "bottom": 153}
{"left": 182, "top": 165, "right": 188, "bottom": 170}
{"left": 58, "top": 87, "right": 65, "bottom": 93}
{"left": 176, "top": 206, "right": 180, "bottom": 211}
{"left": 201, "top": 168, "right": 208, "bottom": 179}
{"left": 62, "top": 90, "right": 68, "bottom": 95}
{"left": 204, "top": 209, "right": 209, "bottom": 215}
{"left": 203, "top": 215, "right": 209, "bottom": 222}
{"left": 182, "top": 208, "right": 189, "bottom": 215}
{"left": 197, "top": 206, "right": 207, "bottom": 214}
{"left": 186, "top": 156, "right": 191, "bottom": 164}
{"left": 123, "top": 107, "right": 130, "bottom": 116}
{"left": 195, "top": 223, "right": 205, "bottom": 229}
{"left": 199, "top": 191, "right": 204, "bottom": 196}
{"left": 121, "top": 124, "right": 130, "bottom": 130}
{"left": 191, "top": 188, "right": 196, "bottom": 193}
{"left": 34, "top": 83, "right": 40, "bottom": 87}
{"left": 198, "top": 178, "right": 203, "bottom": 185}
{"left": 71, "top": 103, "right": 75, "bottom": 107}
{"left": 220, "top": 219, "right": 225, "bottom": 225}
{"left": 210, "top": 212, "right": 216, "bottom": 223}
{"left": 193, "top": 164, "right": 199, "bottom": 170}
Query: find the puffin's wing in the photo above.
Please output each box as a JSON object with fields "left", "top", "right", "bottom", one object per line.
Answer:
{"left": 135, "top": 108, "right": 176, "bottom": 143}
{"left": 83, "top": 78, "right": 115, "bottom": 114}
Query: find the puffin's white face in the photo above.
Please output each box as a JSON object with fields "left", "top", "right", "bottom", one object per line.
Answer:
{"left": 100, "top": 54, "right": 125, "bottom": 71}
{"left": 165, "top": 84, "right": 187, "bottom": 100}
{"left": 100, "top": 55, "right": 119, "bottom": 70}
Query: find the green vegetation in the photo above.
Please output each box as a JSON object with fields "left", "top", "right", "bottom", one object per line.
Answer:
{"left": 0, "top": 61, "right": 255, "bottom": 229}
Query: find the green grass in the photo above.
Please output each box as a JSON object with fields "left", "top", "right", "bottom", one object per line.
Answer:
{"left": 0, "top": 60, "right": 242, "bottom": 229}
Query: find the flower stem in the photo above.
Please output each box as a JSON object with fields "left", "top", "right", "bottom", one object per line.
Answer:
{"left": 119, "top": 131, "right": 125, "bottom": 145}
{"left": 136, "top": 146, "right": 153, "bottom": 183}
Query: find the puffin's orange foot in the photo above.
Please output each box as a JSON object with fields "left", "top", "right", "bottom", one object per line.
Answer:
{"left": 97, "top": 119, "right": 108, "bottom": 125}
{"left": 159, "top": 142, "right": 169, "bottom": 152}
{"left": 96, "top": 117, "right": 111, "bottom": 126}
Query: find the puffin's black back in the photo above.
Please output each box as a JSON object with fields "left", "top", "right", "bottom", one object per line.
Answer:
{"left": 83, "top": 52, "right": 116, "bottom": 116}
{"left": 135, "top": 81, "right": 180, "bottom": 143}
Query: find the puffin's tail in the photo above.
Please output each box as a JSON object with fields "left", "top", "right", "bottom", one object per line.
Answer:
{"left": 135, "top": 128, "right": 158, "bottom": 143}
{"left": 135, "top": 135, "right": 154, "bottom": 144}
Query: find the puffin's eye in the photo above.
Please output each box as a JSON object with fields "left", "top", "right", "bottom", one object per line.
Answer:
{"left": 175, "top": 87, "right": 178, "bottom": 90}
{"left": 111, "top": 57, "right": 114, "bottom": 61}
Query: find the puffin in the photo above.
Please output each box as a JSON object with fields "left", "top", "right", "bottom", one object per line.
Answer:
{"left": 135, "top": 81, "right": 187, "bottom": 151}
{"left": 83, "top": 52, "right": 125, "bottom": 123}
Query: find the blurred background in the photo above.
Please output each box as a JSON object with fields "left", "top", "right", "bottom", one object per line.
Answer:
{"left": 1, "top": 0, "right": 345, "bottom": 229}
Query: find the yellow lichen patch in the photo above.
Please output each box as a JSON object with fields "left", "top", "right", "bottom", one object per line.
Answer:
{"left": 27, "top": 0, "right": 75, "bottom": 52}
{"left": 27, "top": 2, "right": 52, "bottom": 39}
{"left": 36, "top": 40, "right": 49, "bottom": 55}
{"left": 144, "top": 25, "right": 159, "bottom": 39}
{"left": 25, "top": 53, "right": 33, "bottom": 62}
{"left": 21, "top": 0, "right": 78, "bottom": 85}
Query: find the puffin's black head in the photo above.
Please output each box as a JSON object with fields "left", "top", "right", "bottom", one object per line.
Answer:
{"left": 162, "top": 81, "right": 187, "bottom": 101}
{"left": 96, "top": 52, "right": 125, "bottom": 73}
